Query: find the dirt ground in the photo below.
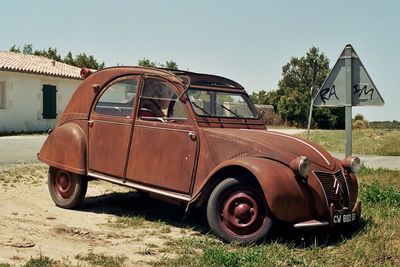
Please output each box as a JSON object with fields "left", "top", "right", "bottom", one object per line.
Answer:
{"left": 0, "top": 163, "right": 208, "bottom": 266}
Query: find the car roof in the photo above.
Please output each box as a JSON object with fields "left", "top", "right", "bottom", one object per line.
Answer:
{"left": 62, "top": 66, "right": 246, "bottom": 118}
{"left": 165, "top": 69, "right": 244, "bottom": 90}
{"left": 85, "top": 66, "right": 245, "bottom": 90}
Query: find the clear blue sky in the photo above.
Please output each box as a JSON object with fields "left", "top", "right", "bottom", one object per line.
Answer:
{"left": 1, "top": 0, "right": 399, "bottom": 121}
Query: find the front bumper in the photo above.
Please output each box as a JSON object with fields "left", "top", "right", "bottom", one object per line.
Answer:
{"left": 293, "top": 201, "right": 362, "bottom": 230}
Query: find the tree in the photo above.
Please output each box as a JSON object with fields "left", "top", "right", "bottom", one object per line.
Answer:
{"left": 22, "top": 44, "right": 33, "bottom": 54}
{"left": 10, "top": 45, "right": 20, "bottom": 52}
{"left": 251, "top": 89, "right": 280, "bottom": 111}
{"left": 9, "top": 44, "right": 105, "bottom": 70}
{"left": 138, "top": 58, "right": 157, "bottom": 68}
{"left": 73, "top": 53, "right": 105, "bottom": 69}
{"left": 138, "top": 58, "right": 178, "bottom": 70}
{"left": 253, "top": 47, "right": 344, "bottom": 129}
{"left": 162, "top": 60, "right": 178, "bottom": 70}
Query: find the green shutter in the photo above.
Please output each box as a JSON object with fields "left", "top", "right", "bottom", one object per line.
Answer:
{"left": 42, "top": 84, "right": 57, "bottom": 119}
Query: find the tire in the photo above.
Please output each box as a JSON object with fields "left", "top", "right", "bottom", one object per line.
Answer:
{"left": 48, "top": 167, "right": 88, "bottom": 209}
{"left": 207, "top": 177, "right": 273, "bottom": 243}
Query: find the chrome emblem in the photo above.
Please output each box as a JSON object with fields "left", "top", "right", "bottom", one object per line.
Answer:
{"left": 333, "top": 176, "right": 345, "bottom": 206}
{"left": 333, "top": 176, "right": 344, "bottom": 195}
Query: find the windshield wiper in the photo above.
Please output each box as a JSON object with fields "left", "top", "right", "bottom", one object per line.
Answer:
{"left": 191, "top": 101, "right": 212, "bottom": 116}
{"left": 220, "top": 104, "right": 242, "bottom": 118}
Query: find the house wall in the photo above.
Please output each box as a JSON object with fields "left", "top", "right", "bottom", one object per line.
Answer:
{"left": 0, "top": 71, "right": 81, "bottom": 132}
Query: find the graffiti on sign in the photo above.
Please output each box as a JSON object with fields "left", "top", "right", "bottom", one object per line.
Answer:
{"left": 353, "top": 84, "right": 374, "bottom": 100}
{"left": 319, "top": 85, "right": 339, "bottom": 104}
{"left": 313, "top": 45, "right": 384, "bottom": 107}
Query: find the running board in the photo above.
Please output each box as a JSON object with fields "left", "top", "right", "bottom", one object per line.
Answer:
{"left": 293, "top": 219, "right": 329, "bottom": 229}
{"left": 88, "top": 172, "right": 191, "bottom": 202}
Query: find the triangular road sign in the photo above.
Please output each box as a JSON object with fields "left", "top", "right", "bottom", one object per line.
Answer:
{"left": 313, "top": 44, "right": 384, "bottom": 107}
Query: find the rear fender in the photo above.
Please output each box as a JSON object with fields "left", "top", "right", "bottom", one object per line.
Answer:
{"left": 38, "top": 123, "right": 87, "bottom": 175}
{"left": 196, "top": 157, "right": 316, "bottom": 222}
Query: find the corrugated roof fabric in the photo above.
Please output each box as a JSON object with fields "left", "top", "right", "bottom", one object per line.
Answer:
{"left": 0, "top": 51, "right": 81, "bottom": 79}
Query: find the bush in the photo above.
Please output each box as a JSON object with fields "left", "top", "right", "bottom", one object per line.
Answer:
{"left": 353, "top": 120, "right": 369, "bottom": 129}
{"left": 352, "top": 113, "right": 369, "bottom": 129}
{"left": 354, "top": 114, "right": 365, "bottom": 121}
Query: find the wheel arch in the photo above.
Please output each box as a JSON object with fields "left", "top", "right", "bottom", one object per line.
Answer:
{"left": 191, "top": 156, "right": 316, "bottom": 222}
{"left": 193, "top": 164, "right": 264, "bottom": 208}
{"left": 38, "top": 122, "right": 87, "bottom": 175}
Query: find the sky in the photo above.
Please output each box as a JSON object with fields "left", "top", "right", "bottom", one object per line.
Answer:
{"left": 1, "top": 0, "right": 399, "bottom": 121}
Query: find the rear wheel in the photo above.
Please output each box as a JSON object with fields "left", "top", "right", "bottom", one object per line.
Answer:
{"left": 207, "top": 177, "right": 272, "bottom": 243}
{"left": 48, "top": 167, "right": 87, "bottom": 209}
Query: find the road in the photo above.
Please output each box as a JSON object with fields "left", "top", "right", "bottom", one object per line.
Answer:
{"left": 0, "top": 132, "right": 399, "bottom": 170}
{"left": 0, "top": 135, "right": 46, "bottom": 164}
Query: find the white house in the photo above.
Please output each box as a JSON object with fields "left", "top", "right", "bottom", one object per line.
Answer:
{"left": 0, "top": 51, "right": 82, "bottom": 132}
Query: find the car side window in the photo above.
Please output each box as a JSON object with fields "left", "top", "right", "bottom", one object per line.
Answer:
{"left": 95, "top": 79, "right": 137, "bottom": 118}
{"left": 138, "top": 78, "right": 187, "bottom": 119}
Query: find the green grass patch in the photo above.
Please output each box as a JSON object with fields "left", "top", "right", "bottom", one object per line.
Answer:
{"left": 358, "top": 165, "right": 400, "bottom": 189}
{"left": 361, "top": 181, "right": 400, "bottom": 207}
{"left": 296, "top": 129, "right": 400, "bottom": 156}
{"left": 21, "top": 255, "right": 54, "bottom": 267}
{"left": 76, "top": 252, "right": 127, "bottom": 267}
{"left": 106, "top": 215, "right": 146, "bottom": 229}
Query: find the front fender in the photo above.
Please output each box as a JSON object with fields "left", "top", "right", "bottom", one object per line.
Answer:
{"left": 198, "top": 157, "right": 317, "bottom": 223}
{"left": 37, "top": 123, "right": 87, "bottom": 175}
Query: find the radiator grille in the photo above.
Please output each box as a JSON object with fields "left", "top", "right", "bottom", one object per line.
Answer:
{"left": 314, "top": 170, "right": 349, "bottom": 210}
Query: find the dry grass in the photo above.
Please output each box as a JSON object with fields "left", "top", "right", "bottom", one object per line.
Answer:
{"left": 152, "top": 169, "right": 400, "bottom": 267}
{"left": 297, "top": 129, "right": 400, "bottom": 156}
{"left": 0, "top": 163, "right": 398, "bottom": 266}
{"left": 0, "top": 163, "right": 47, "bottom": 188}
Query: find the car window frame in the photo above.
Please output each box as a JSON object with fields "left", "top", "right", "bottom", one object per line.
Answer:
{"left": 186, "top": 87, "right": 260, "bottom": 120}
{"left": 92, "top": 75, "right": 139, "bottom": 120}
{"left": 137, "top": 76, "right": 189, "bottom": 123}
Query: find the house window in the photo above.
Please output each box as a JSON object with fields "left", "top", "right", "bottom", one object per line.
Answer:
{"left": 42, "top": 84, "right": 57, "bottom": 119}
{"left": 0, "top": 81, "right": 5, "bottom": 109}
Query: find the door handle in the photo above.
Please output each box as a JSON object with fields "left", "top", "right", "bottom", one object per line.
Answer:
{"left": 88, "top": 120, "right": 94, "bottom": 127}
{"left": 188, "top": 131, "right": 197, "bottom": 141}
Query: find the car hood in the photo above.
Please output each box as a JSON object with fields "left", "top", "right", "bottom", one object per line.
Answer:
{"left": 203, "top": 128, "right": 337, "bottom": 170}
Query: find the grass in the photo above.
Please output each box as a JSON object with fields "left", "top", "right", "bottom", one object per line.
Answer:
{"left": 152, "top": 168, "right": 400, "bottom": 267}
{"left": 76, "top": 252, "right": 127, "bottom": 267}
{"left": 21, "top": 255, "right": 53, "bottom": 267}
{"left": 0, "top": 163, "right": 47, "bottom": 188}
{"left": 296, "top": 129, "right": 400, "bottom": 156}
{"left": 1, "top": 165, "right": 399, "bottom": 266}
{"left": 106, "top": 215, "right": 147, "bottom": 229}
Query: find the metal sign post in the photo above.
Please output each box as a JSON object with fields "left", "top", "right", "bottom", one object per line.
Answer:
{"left": 307, "top": 61, "right": 318, "bottom": 140}
{"left": 313, "top": 44, "right": 384, "bottom": 157}
{"left": 344, "top": 47, "right": 353, "bottom": 156}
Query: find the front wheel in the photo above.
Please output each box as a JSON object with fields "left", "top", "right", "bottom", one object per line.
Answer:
{"left": 48, "top": 167, "right": 88, "bottom": 209}
{"left": 207, "top": 178, "right": 273, "bottom": 243}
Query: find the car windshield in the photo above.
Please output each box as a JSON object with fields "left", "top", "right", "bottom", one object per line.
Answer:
{"left": 187, "top": 88, "right": 258, "bottom": 119}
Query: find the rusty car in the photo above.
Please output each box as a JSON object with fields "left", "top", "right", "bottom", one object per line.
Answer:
{"left": 38, "top": 66, "right": 361, "bottom": 243}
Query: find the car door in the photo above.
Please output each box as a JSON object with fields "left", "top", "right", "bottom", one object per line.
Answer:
{"left": 88, "top": 76, "right": 139, "bottom": 178}
{"left": 125, "top": 77, "right": 198, "bottom": 194}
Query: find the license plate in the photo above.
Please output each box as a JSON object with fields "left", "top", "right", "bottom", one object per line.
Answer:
{"left": 333, "top": 212, "right": 357, "bottom": 224}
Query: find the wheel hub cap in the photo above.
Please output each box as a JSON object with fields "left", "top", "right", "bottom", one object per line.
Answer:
{"left": 54, "top": 171, "right": 75, "bottom": 199}
{"left": 221, "top": 191, "right": 264, "bottom": 236}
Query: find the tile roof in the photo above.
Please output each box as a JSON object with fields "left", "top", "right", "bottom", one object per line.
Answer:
{"left": 0, "top": 50, "right": 82, "bottom": 79}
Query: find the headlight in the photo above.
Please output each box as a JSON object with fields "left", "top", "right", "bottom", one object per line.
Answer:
{"left": 290, "top": 156, "right": 310, "bottom": 178}
{"left": 342, "top": 156, "right": 361, "bottom": 173}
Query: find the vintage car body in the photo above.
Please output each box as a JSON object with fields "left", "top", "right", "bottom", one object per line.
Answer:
{"left": 38, "top": 66, "right": 361, "bottom": 243}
